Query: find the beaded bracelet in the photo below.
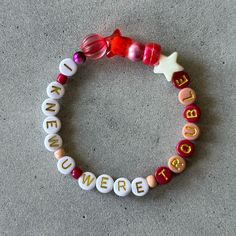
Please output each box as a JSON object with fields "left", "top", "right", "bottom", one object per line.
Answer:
{"left": 42, "top": 29, "right": 201, "bottom": 197}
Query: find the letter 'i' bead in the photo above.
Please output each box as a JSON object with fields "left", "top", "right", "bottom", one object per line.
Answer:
{"left": 44, "top": 134, "right": 63, "bottom": 152}
{"left": 78, "top": 172, "right": 96, "bottom": 191}
{"left": 57, "top": 156, "right": 75, "bottom": 175}
{"left": 54, "top": 148, "right": 66, "bottom": 160}
{"left": 43, "top": 116, "right": 61, "bottom": 134}
{"left": 176, "top": 139, "right": 195, "bottom": 158}
{"left": 146, "top": 175, "right": 157, "bottom": 188}
{"left": 113, "top": 178, "right": 131, "bottom": 197}
{"left": 154, "top": 167, "right": 172, "bottom": 185}
{"left": 42, "top": 98, "right": 60, "bottom": 116}
{"left": 168, "top": 155, "right": 186, "bottom": 173}
{"left": 59, "top": 58, "right": 78, "bottom": 77}
{"left": 183, "top": 104, "right": 201, "bottom": 123}
{"left": 96, "top": 174, "right": 114, "bottom": 193}
{"left": 47, "top": 81, "right": 65, "bottom": 99}
{"left": 182, "top": 123, "right": 200, "bottom": 140}
{"left": 131, "top": 177, "right": 149, "bottom": 197}
{"left": 178, "top": 88, "right": 196, "bottom": 106}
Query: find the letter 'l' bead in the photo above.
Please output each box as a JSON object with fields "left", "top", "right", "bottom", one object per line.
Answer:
{"left": 78, "top": 172, "right": 96, "bottom": 191}
{"left": 59, "top": 58, "right": 78, "bottom": 77}
{"left": 113, "top": 178, "right": 131, "bottom": 197}
{"left": 131, "top": 177, "right": 149, "bottom": 197}
{"left": 44, "top": 134, "right": 63, "bottom": 152}
{"left": 182, "top": 123, "right": 200, "bottom": 140}
{"left": 154, "top": 166, "right": 172, "bottom": 185}
{"left": 178, "top": 88, "right": 196, "bottom": 106}
{"left": 96, "top": 174, "right": 114, "bottom": 193}
{"left": 43, "top": 116, "right": 61, "bottom": 134}
{"left": 47, "top": 81, "right": 65, "bottom": 99}
{"left": 42, "top": 98, "right": 60, "bottom": 116}
{"left": 57, "top": 156, "right": 75, "bottom": 175}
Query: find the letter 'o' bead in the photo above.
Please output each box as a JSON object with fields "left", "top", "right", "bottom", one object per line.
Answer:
{"left": 154, "top": 167, "right": 172, "bottom": 185}
{"left": 59, "top": 58, "right": 78, "bottom": 77}
{"left": 146, "top": 175, "right": 157, "bottom": 188}
{"left": 178, "top": 88, "right": 196, "bottom": 106}
{"left": 47, "top": 81, "right": 65, "bottom": 99}
{"left": 168, "top": 155, "right": 186, "bottom": 173}
{"left": 44, "top": 134, "right": 63, "bottom": 152}
{"left": 176, "top": 139, "right": 195, "bottom": 158}
{"left": 183, "top": 104, "right": 201, "bottom": 123}
{"left": 42, "top": 98, "right": 60, "bottom": 116}
{"left": 172, "top": 71, "right": 190, "bottom": 89}
{"left": 182, "top": 123, "right": 200, "bottom": 140}
{"left": 113, "top": 178, "right": 131, "bottom": 197}
{"left": 43, "top": 116, "right": 61, "bottom": 134}
{"left": 96, "top": 174, "right": 114, "bottom": 193}
{"left": 54, "top": 148, "right": 66, "bottom": 160}
{"left": 78, "top": 172, "right": 96, "bottom": 191}
{"left": 57, "top": 156, "right": 75, "bottom": 175}
{"left": 131, "top": 177, "right": 149, "bottom": 197}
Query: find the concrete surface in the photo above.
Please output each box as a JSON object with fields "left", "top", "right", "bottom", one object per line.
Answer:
{"left": 0, "top": 0, "right": 235, "bottom": 235}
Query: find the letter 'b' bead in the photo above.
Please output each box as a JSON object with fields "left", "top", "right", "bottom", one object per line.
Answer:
{"left": 57, "top": 156, "right": 75, "bottom": 175}
{"left": 96, "top": 174, "right": 114, "bottom": 193}
{"left": 131, "top": 177, "right": 149, "bottom": 197}
{"left": 113, "top": 178, "right": 131, "bottom": 197}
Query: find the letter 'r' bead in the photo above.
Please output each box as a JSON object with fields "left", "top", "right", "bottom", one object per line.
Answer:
{"left": 183, "top": 104, "right": 201, "bottom": 123}
{"left": 113, "top": 178, "right": 131, "bottom": 197}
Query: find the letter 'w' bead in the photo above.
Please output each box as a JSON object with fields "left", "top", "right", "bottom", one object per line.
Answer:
{"left": 78, "top": 172, "right": 96, "bottom": 191}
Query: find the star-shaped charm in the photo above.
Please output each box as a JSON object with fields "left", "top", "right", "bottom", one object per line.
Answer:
{"left": 153, "top": 52, "right": 184, "bottom": 82}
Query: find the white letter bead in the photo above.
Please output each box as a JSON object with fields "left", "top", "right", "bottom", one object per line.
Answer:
{"left": 131, "top": 177, "right": 149, "bottom": 197}
{"left": 44, "top": 134, "right": 63, "bottom": 152}
{"left": 57, "top": 156, "right": 75, "bottom": 175}
{"left": 113, "top": 178, "right": 131, "bottom": 197}
{"left": 42, "top": 98, "right": 60, "bottom": 116}
{"left": 96, "top": 174, "right": 114, "bottom": 193}
{"left": 47, "top": 82, "right": 65, "bottom": 99}
{"left": 43, "top": 116, "right": 61, "bottom": 134}
{"left": 78, "top": 172, "right": 96, "bottom": 191}
{"left": 59, "top": 58, "right": 77, "bottom": 77}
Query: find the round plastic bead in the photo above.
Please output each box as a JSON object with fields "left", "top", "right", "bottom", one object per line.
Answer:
{"left": 57, "top": 74, "right": 68, "bottom": 85}
{"left": 78, "top": 172, "right": 96, "bottom": 191}
{"left": 172, "top": 71, "right": 190, "bottom": 89}
{"left": 47, "top": 81, "right": 65, "bottom": 100}
{"left": 113, "top": 178, "right": 131, "bottom": 197}
{"left": 142, "top": 43, "right": 161, "bottom": 66}
{"left": 44, "top": 134, "right": 63, "bottom": 152}
{"left": 182, "top": 123, "right": 200, "bottom": 140}
{"left": 96, "top": 174, "right": 114, "bottom": 193}
{"left": 146, "top": 175, "right": 157, "bottom": 188}
{"left": 54, "top": 148, "right": 66, "bottom": 160}
{"left": 131, "top": 177, "right": 149, "bottom": 197}
{"left": 57, "top": 156, "right": 75, "bottom": 175}
{"left": 43, "top": 116, "right": 61, "bottom": 134}
{"left": 80, "top": 34, "right": 107, "bottom": 60}
{"left": 73, "top": 51, "right": 86, "bottom": 65}
{"left": 178, "top": 88, "right": 196, "bottom": 106}
{"left": 168, "top": 155, "right": 186, "bottom": 173}
{"left": 71, "top": 167, "right": 83, "bottom": 180}
{"left": 183, "top": 104, "right": 201, "bottom": 123}
{"left": 42, "top": 98, "right": 60, "bottom": 116}
{"left": 176, "top": 139, "right": 195, "bottom": 158}
{"left": 154, "top": 167, "right": 172, "bottom": 185}
{"left": 59, "top": 58, "right": 78, "bottom": 77}
{"left": 127, "top": 42, "right": 144, "bottom": 62}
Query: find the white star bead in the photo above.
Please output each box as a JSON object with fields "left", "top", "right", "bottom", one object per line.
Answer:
{"left": 153, "top": 52, "right": 184, "bottom": 82}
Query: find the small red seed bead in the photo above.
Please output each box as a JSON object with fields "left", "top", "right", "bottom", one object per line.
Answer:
{"left": 176, "top": 139, "right": 195, "bottom": 158}
{"left": 57, "top": 74, "right": 68, "bottom": 85}
{"left": 154, "top": 166, "right": 172, "bottom": 185}
{"left": 183, "top": 104, "right": 201, "bottom": 123}
{"left": 71, "top": 167, "right": 83, "bottom": 180}
{"left": 172, "top": 71, "right": 190, "bottom": 89}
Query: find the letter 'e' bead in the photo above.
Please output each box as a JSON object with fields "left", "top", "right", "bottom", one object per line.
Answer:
{"left": 131, "top": 177, "right": 149, "bottom": 197}
{"left": 57, "top": 156, "right": 75, "bottom": 175}
{"left": 172, "top": 71, "right": 190, "bottom": 89}
{"left": 78, "top": 172, "right": 96, "bottom": 191}
{"left": 113, "top": 178, "right": 131, "bottom": 197}
{"left": 168, "top": 155, "right": 186, "bottom": 173}
{"left": 59, "top": 58, "right": 78, "bottom": 77}
{"left": 154, "top": 167, "right": 172, "bottom": 185}
{"left": 178, "top": 88, "right": 196, "bottom": 106}
{"left": 44, "top": 134, "right": 63, "bottom": 152}
{"left": 42, "top": 98, "right": 60, "bottom": 116}
{"left": 182, "top": 123, "right": 200, "bottom": 140}
{"left": 47, "top": 81, "right": 65, "bottom": 99}
{"left": 43, "top": 116, "right": 61, "bottom": 134}
{"left": 96, "top": 174, "right": 114, "bottom": 193}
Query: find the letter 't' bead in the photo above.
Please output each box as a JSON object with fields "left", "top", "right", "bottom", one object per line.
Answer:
{"left": 113, "top": 178, "right": 131, "bottom": 197}
{"left": 154, "top": 167, "right": 172, "bottom": 185}
{"left": 96, "top": 174, "right": 114, "bottom": 193}
{"left": 47, "top": 81, "right": 65, "bottom": 99}
{"left": 43, "top": 116, "right": 61, "bottom": 134}
{"left": 44, "top": 134, "right": 63, "bottom": 152}
{"left": 42, "top": 98, "right": 60, "bottom": 116}
{"left": 78, "top": 172, "right": 96, "bottom": 191}
{"left": 131, "top": 177, "right": 149, "bottom": 197}
{"left": 57, "top": 156, "right": 75, "bottom": 175}
{"left": 59, "top": 58, "right": 78, "bottom": 77}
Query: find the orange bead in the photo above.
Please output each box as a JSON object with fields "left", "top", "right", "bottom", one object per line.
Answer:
{"left": 54, "top": 148, "right": 65, "bottom": 160}
{"left": 146, "top": 175, "right": 157, "bottom": 188}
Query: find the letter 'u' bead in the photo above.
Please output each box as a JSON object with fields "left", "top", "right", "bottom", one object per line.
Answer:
{"left": 96, "top": 174, "right": 114, "bottom": 193}
{"left": 47, "top": 81, "right": 65, "bottom": 99}
{"left": 42, "top": 98, "right": 60, "bottom": 116}
{"left": 57, "top": 156, "right": 75, "bottom": 175}
{"left": 182, "top": 123, "right": 200, "bottom": 140}
{"left": 113, "top": 178, "right": 131, "bottom": 197}
{"left": 43, "top": 116, "right": 61, "bottom": 134}
{"left": 78, "top": 172, "right": 96, "bottom": 191}
{"left": 44, "top": 134, "right": 63, "bottom": 152}
{"left": 59, "top": 58, "right": 78, "bottom": 77}
{"left": 131, "top": 177, "right": 149, "bottom": 197}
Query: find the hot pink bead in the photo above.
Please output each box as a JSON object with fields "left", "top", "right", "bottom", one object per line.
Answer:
{"left": 57, "top": 74, "right": 68, "bottom": 85}
{"left": 80, "top": 34, "right": 107, "bottom": 60}
{"left": 73, "top": 51, "right": 86, "bottom": 65}
{"left": 127, "top": 42, "right": 145, "bottom": 62}
{"left": 142, "top": 43, "right": 161, "bottom": 66}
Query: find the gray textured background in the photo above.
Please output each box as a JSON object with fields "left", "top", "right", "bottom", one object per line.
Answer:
{"left": 0, "top": 0, "right": 235, "bottom": 235}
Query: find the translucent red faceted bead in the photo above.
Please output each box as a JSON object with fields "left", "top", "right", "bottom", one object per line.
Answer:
{"left": 71, "top": 167, "right": 83, "bottom": 180}
{"left": 176, "top": 139, "right": 195, "bottom": 158}
{"left": 154, "top": 166, "right": 172, "bottom": 185}
{"left": 183, "top": 104, "right": 201, "bottom": 123}
{"left": 142, "top": 43, "right": 161, "bottom": 66}
{"left": 57, "top": 74, "right": 68, "bottom": 84}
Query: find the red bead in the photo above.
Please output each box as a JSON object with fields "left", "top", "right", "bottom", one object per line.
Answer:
{"left": 154, "top": 166, "right": 172, "bottom": 185}
{"left": 142, "top": 43, "right": 161, "bottom": 66}
{"left": 172, "top": 71, "right": 190, "bottom": 89}
{"left": 183, "top": 104, "right": 201, "bottom": 123}
{"left": 57, "top": 74, "right": 68, "bottom": 84}
{"left": 176, "top": 139, "right": 195, "bottom": 158}
{"left": 80, "top": 34, "right": 107, "bottom": 60}
{"left": 71, "top": 167, "right": 83, "bottom": 180}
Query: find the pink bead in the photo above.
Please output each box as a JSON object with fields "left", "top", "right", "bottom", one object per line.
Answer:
{"left": 182, "top": 123, "right": 200, "bottom": 140}
{"left": 178, "top": 88, "right": 196, "bottom": 106}
{"left": 80, "top": 34, "right": 107, "bottom": 60}
{"left": 142, "top": 43, "right": 161, "bottom": 66}
{"left": 176, "top": 139, "right": 195, "bottom": 158}
{"left": 73, "top": 51, "right": 86, "bottom": 65}
{"left": 127, "top": 42, "right": 144, "bottom": 62}
{"left": 57, "top": 74, "right": 68, "bottom": 85}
